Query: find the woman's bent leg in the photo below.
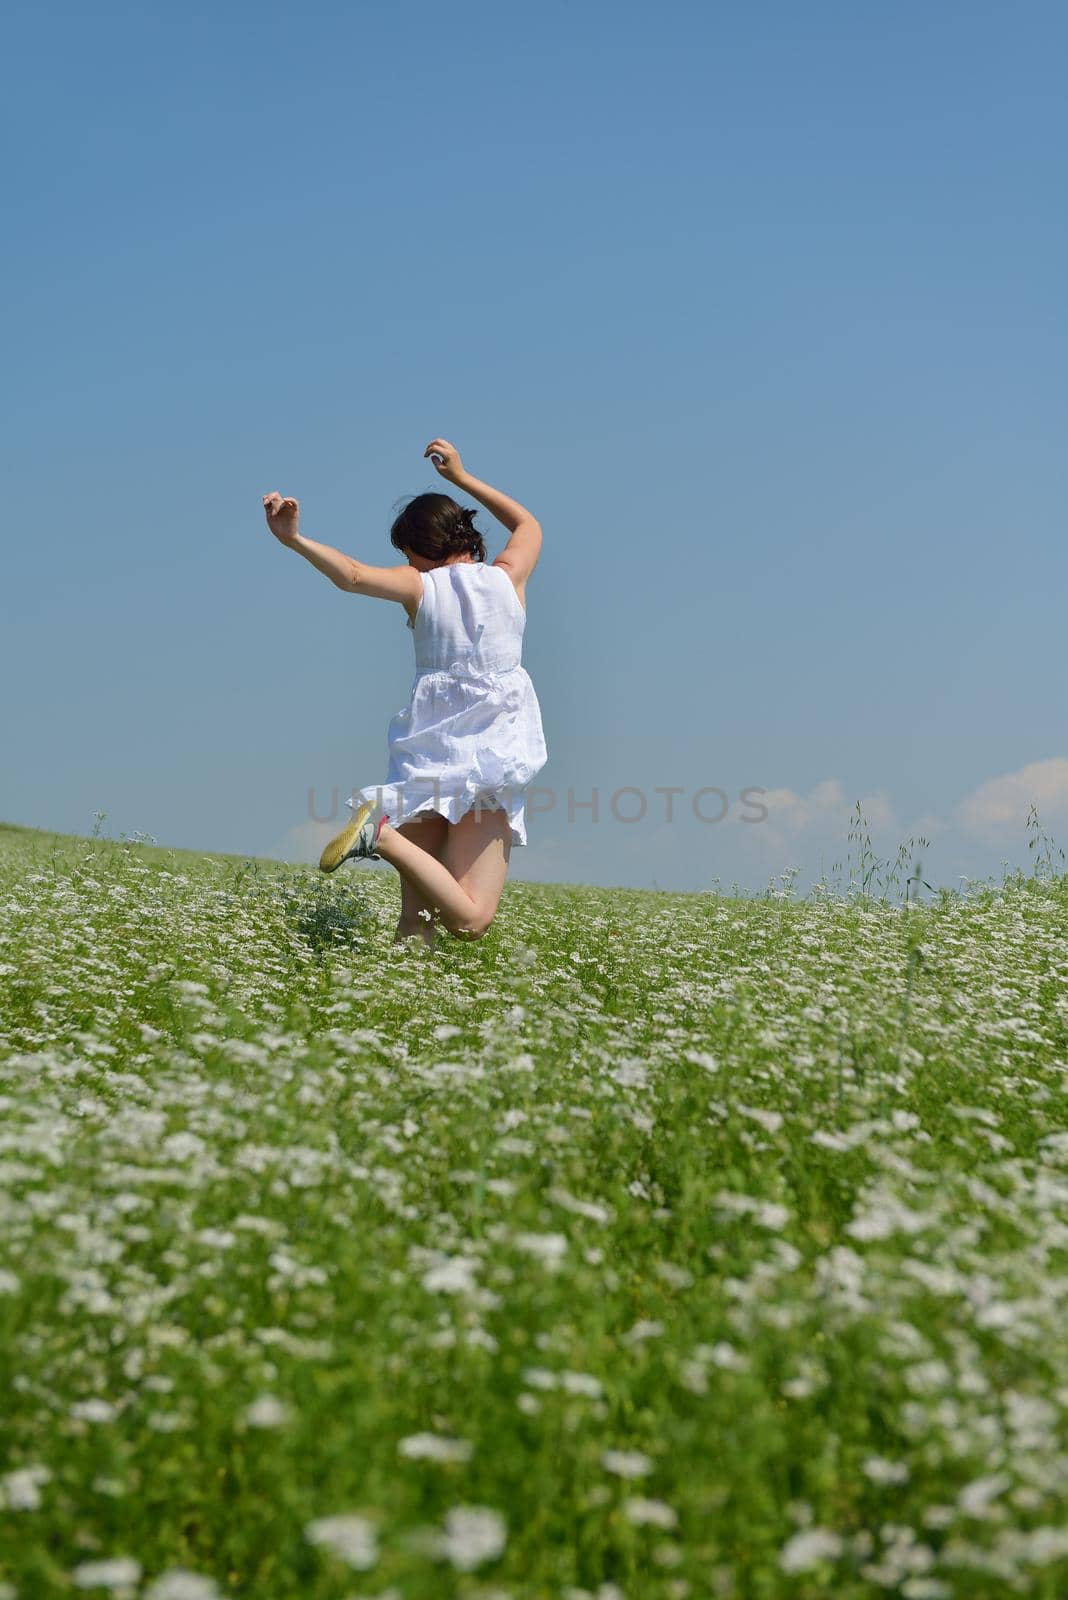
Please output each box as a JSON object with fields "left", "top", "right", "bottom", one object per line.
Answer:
{"left": 441, "top": 808, "right": 512, "bottom": 938}
{"left": 391, "top": 813, "right": 448, "bottom": 944}
{"left": 376, "top": 807, "right": 512, "bottom": 939}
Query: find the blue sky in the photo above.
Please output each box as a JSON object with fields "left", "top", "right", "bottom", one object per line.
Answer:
{"left": 3, "top": 1, "right": 1066, "bottom": 892}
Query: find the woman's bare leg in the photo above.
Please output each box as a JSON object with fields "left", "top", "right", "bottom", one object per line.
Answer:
{"left": 442, "top": 808, "right": 512, "bottom": 937}
{"left": 391, "top": 814, "right": 448, "bottom": 945}
{"left": 376, "top": 807, "right": 512, "bottom": 939}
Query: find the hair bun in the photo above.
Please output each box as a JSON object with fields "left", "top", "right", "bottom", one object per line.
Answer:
{"left": 456, "top": 507, "right": 476, "bottom": 544}
{"left": 390, "top": 492, "right": 486, "bottom": 564}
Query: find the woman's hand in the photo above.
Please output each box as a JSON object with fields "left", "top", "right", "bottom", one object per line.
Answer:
{"left": 263, "top": 492, "right": 301, "bottom": 546}
{"left": 424, "top": 438, "right": 466, "bottom": 484}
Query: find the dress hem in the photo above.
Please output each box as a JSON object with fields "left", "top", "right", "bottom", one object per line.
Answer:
{"left": 347, "top": 785, "right": 529, "bottom": 847}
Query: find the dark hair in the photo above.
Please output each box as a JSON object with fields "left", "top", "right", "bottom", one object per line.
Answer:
{"left": 390, "top": 493, "right": 486, "bottom": 565}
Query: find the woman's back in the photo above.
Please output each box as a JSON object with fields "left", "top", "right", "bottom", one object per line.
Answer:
{"left": 408, "top": 561, "right": 527, "bottom": 677}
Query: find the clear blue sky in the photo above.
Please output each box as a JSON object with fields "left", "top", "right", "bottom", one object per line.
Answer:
{"left": 3, "top": 1, "right": 1066, "bottom": 892}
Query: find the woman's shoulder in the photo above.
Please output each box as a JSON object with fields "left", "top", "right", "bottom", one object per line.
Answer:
{"left": 449, "top": 560, "right": 508, "bottom": 590}
{"left": 488, "top": 559, "right": 527, "bottom": 612}
{"left": 444, "top": 560, "right": 521, "bottom": 600}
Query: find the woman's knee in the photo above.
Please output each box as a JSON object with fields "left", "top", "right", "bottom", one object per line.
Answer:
{"left": 446, "top": 908, "right": 496, "bottom": 941}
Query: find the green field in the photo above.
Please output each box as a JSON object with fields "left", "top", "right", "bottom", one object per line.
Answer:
{"left": 2, "top": 820, "right": 1068, "bottom": 1599}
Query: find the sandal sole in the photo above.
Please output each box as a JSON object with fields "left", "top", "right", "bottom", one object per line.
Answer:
{"left": 319, "top": 801, "right": 376, "bottom": 873}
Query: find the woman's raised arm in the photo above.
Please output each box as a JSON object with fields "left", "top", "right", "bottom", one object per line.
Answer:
{"left": 263, "top": 492, "right": 422, "bottom": 614}
{"left": 424, "top": 440, "right": 543, "bottom": 588}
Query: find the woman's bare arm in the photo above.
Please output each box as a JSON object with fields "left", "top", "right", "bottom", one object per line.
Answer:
{"left": 263, "top": 492, "right": 422, "bottom": 614}
{"left": 423, "top": 439, "right": 542, "bottom": 588}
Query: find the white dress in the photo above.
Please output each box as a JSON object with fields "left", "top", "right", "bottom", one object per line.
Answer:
{"left": 348, "top": 561, "right": 548, "bottom": 846}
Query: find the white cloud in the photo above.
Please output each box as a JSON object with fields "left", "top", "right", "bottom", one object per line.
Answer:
{"left": 910, "top": 812, "right": 950, "bottom": 840}
{"left": 267, "top": 820, "right": 338, "bottom": 863}
{"left": 759, "top": 779, "right": 895, "bottom": 838}
{"left": 955, "top": 757, "right": 1068, "bottom": 839}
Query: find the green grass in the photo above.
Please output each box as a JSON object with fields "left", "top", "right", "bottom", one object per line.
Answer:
{"left": 2, "top": 820, "right": 1068, "bottom": 1599}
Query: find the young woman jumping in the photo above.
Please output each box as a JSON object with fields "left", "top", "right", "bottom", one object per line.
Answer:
{"left": 262, "top": 438, "right": 547, "bottom": 946}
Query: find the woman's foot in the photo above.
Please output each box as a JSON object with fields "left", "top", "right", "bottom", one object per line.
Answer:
{"left": 319, "top": 802, "right": 389, "bottom": 872}
{"left": 393, "top": 913, "right": 436, "bottom": 948}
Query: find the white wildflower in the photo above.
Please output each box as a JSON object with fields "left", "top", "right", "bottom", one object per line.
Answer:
{"left": 91, "top": 1477, "right": 127, "bottom": 1497}
{"left": 703, "top": 1341, "right": 747, "bottom": 1371}
{"left": 655, "top": 1261, "right": 693, "bottom": 1289}
{"left": 1, "top": 1463, "right": 51, "bottom": 1510}
{"left": 680, "top": 1360, "right": 708, "bottom": 1394}
{"left": 162, "top": 1131, "right": 206, "bottom": 1162}
{"left": 71, "top": 1398, "right": 118, "bottom": 1423}
{"left": 522, "top": 1366, "right": 559, "bottom": 1390}
{"left": 195, "top": 1228, "right": 236, "bottom": 1250}
{"left": 305, "top": 1514, "right": 379, "bottom": 1569}
{"left": 737, "top": 1104, "right": 784, "bottom": 1134}
{"left": 242, "top": 1395, "right": 290, "bottom": 1429}
{"left": 399, "top": 1433, "right": 473, "bottom": 1463}
{"left": 862, "top": 1456, "right": 910, "bottom": 1485}
{"left": 846, "top": 1196, "right": 930, "bottom": 1241}
{"left": 513, "top": 1232, "right": 568, "bottom": 1268}
{"left": 958, "top": 1473, "right": 1011, "bottom": 1518}
{"left": 779, "top": 1527, "right": 843, "bottom": 1572}
{"left": 601, "top": 1449, "right": 654, "bottom": 1479}
{"left": 624, "top": 1497, "right": 678, "bottom": 1529}
{"left": 623, "top": 1320, "right": 664, "bottom": 1345}
{"left": 71, "top": 1557, "right": 143, "bottom": 1590}
{"left": 756, "top": 1202, "right": 790, "bottom": 1230}
{"left": 561, "top": 1371, "right": 603, "bottom": 1398}
{"left": 439, "top": 1506, "right": 508, "bottom": 1570}
{"left": 810, "top": 1129, "right": 854, "bottom": 1152}
{"left": 422, "top": 1256, "right": 479, "bottom": 1294}
{"left": 144, "top": 1574, "right": 221, "bottom": 1600}
{"left": 548, "top": 1186, "right": 613, "bottom": 1224}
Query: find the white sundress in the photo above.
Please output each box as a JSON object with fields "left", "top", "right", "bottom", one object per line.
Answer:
{"left": 347, "top": 561, "right": 548, "bottom": 847}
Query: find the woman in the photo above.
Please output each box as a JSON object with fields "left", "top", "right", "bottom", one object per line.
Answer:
{"left": 263, "top": 438, "right": 547, "bottom": 945}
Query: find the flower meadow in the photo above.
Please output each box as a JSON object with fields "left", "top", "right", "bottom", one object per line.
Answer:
{"left": 2, "top": 821, "right": 1068, "bottom": 1599}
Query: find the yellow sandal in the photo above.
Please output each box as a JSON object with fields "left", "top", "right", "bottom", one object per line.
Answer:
{"left": 319, "top": 801, "right": 388, "bottom": 872}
